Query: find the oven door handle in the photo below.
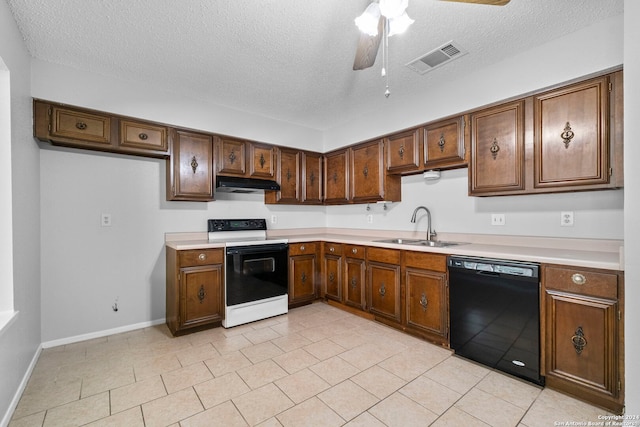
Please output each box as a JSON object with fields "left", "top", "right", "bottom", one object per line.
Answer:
{"left": 226, "top": 243, "right": 288, "bottom": 255}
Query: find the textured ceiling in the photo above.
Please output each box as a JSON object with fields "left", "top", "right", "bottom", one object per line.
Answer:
{"left": 6, "top": 0, "right": 624, "bottom": 130}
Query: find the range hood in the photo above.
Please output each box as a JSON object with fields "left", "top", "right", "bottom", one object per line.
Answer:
{"left": 216, "top": 176, "right": 280, "bottom": 193}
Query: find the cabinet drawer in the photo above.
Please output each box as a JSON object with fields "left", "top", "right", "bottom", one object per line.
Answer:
{"left": 323, "top": 243, "right": 343, "bottom": 256}
{"left": 367, "top": 247, "right": 400, "bottom": 264}
{"left": 289, "top": 242, "right": 317, "bottom": 256}
{"left": 344, "top": 244, "right": 365, "bottom": 259}
{"left": 50, "top": 107, "right": 111, "bottom": 144}
{"left": 120, "top": 120, "right": 168, "bottom": 152}
{"left": 179, "top": 249, "right": 223, "bottom": 267}
{"left": 404, "top": 251, "right": 447, "bottom": 273}
{"left": 544, "top": 266, "right": 618, "bottom": 299}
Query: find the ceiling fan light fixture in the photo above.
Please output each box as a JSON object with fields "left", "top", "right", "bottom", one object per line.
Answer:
{"left": 387, "top": 12, "right": 414, "bottom": 36}
{"left": 355, "top": 3, "right": 381, "bottom": 36}
{"left": 379, "top": 0, "right": 409, "bottom": 19}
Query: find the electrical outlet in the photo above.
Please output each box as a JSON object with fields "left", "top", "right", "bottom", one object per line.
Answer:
{"left": 101, "top": 213, "right": 112, "bottom": 227}
{"left": 561, "top": 211, "right": 574, "bottom": 227}
{"left": 270, "top": 215, "right": 277, "bottom": 224}
{"left": 367, "top": 214, "right": 373, "bottom": 224}
{"left": 491, "top": 213, "right": 505, "bottom": 226}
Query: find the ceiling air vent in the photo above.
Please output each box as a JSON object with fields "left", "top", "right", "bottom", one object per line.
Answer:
{"left": 406, "top": 41, "right": 468, "bottom": 75}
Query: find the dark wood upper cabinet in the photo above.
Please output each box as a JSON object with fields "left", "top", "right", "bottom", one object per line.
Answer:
{"left": 534, "top": 76, "right": 610, "bottom": 189}
{"left": 386, "top": 128, "right": 421, "bottom": 174}
{"left": 424, "top": 115, "right": 468, "bottom": 169}
{"left": 303, "top": 151, "right": 323, "bottom": 204}
{"left": 351, "top": 140, "right": 401, "bottom": 203}
{"left": 323, "top": 149, "right": 350, "bottom": 204}
{"left": 469, "top": 100, "right": 526, "bottom": 195}
{"left": 215, "top": 137, "right": 247, "bottom": 176}
{"left": 266, "top": 147, "right": 301, "bottom": 204}
{"left": 249, "top": 142, "right": 276, "bottom": 179}
{"left": 167, "top": 129, "right": 214, "bottom": 201}
{"left": 119, "top": 120, "right": 168, "bottom": 154}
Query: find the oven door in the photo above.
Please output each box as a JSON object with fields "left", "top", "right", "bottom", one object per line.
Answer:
{"left": 225, "top": 243, "right": 289, "bottom": 306}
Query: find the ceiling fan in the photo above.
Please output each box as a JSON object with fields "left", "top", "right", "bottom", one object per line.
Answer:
{"left": 353, "top": 0, "right": 511, "bottom": 72}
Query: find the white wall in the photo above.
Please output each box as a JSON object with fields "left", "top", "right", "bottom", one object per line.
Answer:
{"left": 0, "top": 0, "right": 42, "bottom": 424}
{"left": 623, "top": 0, "right": 640, "bottom": 414}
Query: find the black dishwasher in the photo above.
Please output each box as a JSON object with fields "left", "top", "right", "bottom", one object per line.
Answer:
{"left": 448, "top": 256, "right": 544, "bottom": 385}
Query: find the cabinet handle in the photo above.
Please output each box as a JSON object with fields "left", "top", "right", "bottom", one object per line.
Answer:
{"left": 138, "top": 132, "right": 148, "bottom": 141}
{"left": 571, "top": 326, "right": 587, "bottom": 354}
{"left": 571, "top": 273, "right": 586, "bottom": 285}
{"left": 363, "top": 165, "right": 369, "bottom": 178}
{"left": 398, "top": 146, "right": 405, "bottom": 159}
{"left": 329, "top": 247, "right": 335, "bottom": 253}
{"left": 198, "top": 285, "right": 206, "bottom": 303}
{"left": 332, "top": 171, "right": 338, "bottom": 184}
{"left": 350, "top": 277, "right": 357, "bottom": 289}
{"left": 561, "top": 121, "right": 575, "bottom": 148}
{"left": 490, "top": 138, "right": 500, "bottom": 159}
{"left": 286, "top": 168, "right": 292, "bottom": 182}
{"left": 300, "top": 245, "right": 305, "bottom": 251}
{"left": 352, "top": 248, "right": 358, "bottom": 254}
{"left": 379, "top": 283, "right": 386, "bottom": 297}
{"left": 75, "top": 121, "right": 87, "bottom": 130}
{"left": 259, "top": 153, "right": 266, "bottom": 168}
{"left": 310, "top": 171, "right": 315, "bottom": 185}
{"left": 420, "top": 292, "right": 428, "bottom": 311}
{"left": 190, "top": 156, "right": 199, "bottom": 173}
{"left": 229, "top": 150, "right": 236, "bottom": 164}
{"left": 438, "top": 133, "right": 446, "bottom": 152}
{"left": 198, "top": 253, "right": 206, "bottom": 261}
{"left": 301, "top": 272, "right": 307, "bottom": 283}
{"left": 329, "top": 272, "right": 335, "bottom": 282}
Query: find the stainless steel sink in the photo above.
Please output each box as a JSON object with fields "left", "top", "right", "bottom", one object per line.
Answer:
{"left": 374, "top": 238, "right": 422, "bottom": 244}
{"left": 374, "top": 238, "right": 464, "bottom": 248}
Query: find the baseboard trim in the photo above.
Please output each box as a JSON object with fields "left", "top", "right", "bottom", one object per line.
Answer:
{"left": 1, "top": 343, "right": 42, "bottom": 427}
{"left": 41, "top": 318, "right": 166, "bottom": 349}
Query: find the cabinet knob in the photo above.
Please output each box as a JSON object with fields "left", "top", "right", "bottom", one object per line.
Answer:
{"left": 190, "top": 156, "right": 199, "bottom": 173}
{"left": 350, "top": 277, "right": 357, "bottom": 289}
{"left": 75, "top": 121, "right": 87, "bottom": 130}
{"left": 561, "top": 121, "right": 575, "bottom": 148}
{"left": 138, "top": 132, "right": 148, "bottom": 141}
{"left": 379, "top": 283, "right": 386, "bottom": 297}
{"left": 571, "top": 273, "right": 586, "bottom": 285}
{"left": 198, "top": 253, "right": 206, "bottom": 261}
{"left": 398, "top": 146, "right": 405, "bottom": 159}
{"left": 329, "top": 247, "right": 335, "bottom": 253}
{"left": 571, "top": 326, "right": 587, "bottom": 354}
{"left": 301, "top": 272, "right": 307, "bottom": 283}
{"left": 197, "top": 285, "right": 206, "bottom": 303}
{"left": 328, "top": 272, "right": 335, "bottom": 282}
{"left": 420, "top": 292, "right": 428, "bottom": 311}
{"left": 438, "top": 133, "right": 446, "bottom": 152}
{"left": 352, "top": 248, "right": 358, "bottom": 254}
{"left": 300, "top": 245, "right": 305, "bottom": 251}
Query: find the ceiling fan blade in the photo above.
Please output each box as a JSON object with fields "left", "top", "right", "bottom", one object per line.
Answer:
{"left": 439, "top": 0, "right": 510, "bottom": 5}
{"left": 353, "top": 17, "right": 384, "bottom": 71}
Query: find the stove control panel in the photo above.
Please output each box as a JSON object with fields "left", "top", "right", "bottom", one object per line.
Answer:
{"left": 208, "top": 218, "right": 267, "bottom": 232}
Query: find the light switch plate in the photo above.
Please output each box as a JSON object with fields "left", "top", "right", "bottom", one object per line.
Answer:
{"left": 101, "top": 213, "right": 112, "bottom": 227}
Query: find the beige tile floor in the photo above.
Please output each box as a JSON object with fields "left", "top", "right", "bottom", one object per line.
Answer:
{"left": 9, "top": 302, "right": 618, "bottom": 427}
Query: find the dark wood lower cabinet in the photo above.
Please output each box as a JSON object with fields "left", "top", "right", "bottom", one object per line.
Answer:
{"left": 289, "top": 242, "right": 318, "bottom": 307}
{"left": 367, "top": 247, "right": 401, "bottom": 324}
{"left": 322, "top": 243, "right": 343, "bottom": 302}
{"left": 344, "top": 253, "right": 366, "bottom": 310}
{"left": 542, "top": 265, "right": 624, "bottom": 414}
{"left": 166, "top": 247, "right": 223, "bottom": 335}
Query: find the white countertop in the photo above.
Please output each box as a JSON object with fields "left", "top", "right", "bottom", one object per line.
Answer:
{"left": 165, "top": 228, "right": 624, "bottom": 271}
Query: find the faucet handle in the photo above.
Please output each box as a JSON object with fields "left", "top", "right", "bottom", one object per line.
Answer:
{"left": 430, "top": 230, "right": 438, "bottom": 241}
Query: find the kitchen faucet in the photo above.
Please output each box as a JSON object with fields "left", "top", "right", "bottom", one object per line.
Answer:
{"left": 411, "top": 206, "right": 436, "bottom": 241}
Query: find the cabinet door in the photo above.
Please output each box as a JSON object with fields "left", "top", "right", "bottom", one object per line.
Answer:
{"left": 273, "top": 148, "right": 301, "bottom": 203}
{"left": 534, "top": 76, "right": 610, "bottom": 189}
{"left": 323, "top": 251, "right": 343, "bottom": 302}
{"left": 249, "top": 142, "right": 275, "bottom": 179}
{"left": 180, "top": 265, "right": 222, "bottom": 328}
{"left": 216, "top": 137, "right": 247, "bottom": 176}
{"left": 368, "top": 262, "right": 401, "bottom": 323}
{"left": 289, "top": 254, "right": 317, "bottom": 305}
{"left": 303, "top": 152, "right": 323, "bottom": 204}
{"left": 50, "top": 106, "right": 112, "bottom": 148}
{"left": 344, "top": 258, "right": 366, "bottom": 310}
{"left": 545, "top": 290, "right": 618, "bottom": 403}
{"left": 167, "top": 130, "right": 214, "bottom": 201}
{"left": 119, "top": 120, "right": 168, "bottom": 155}
{"left": 386, "top": 129, "right": 421, "bottom": 173}
{"left": 406, "top": 268, "right": 448, "bottom": 341}
{"left": 470, "top": 100, "right": 525, "bottom": 195}
{"left": 424, "top": 115, "right": 466, "bottom": 169}
{"left": 324, "top": 149, "right": 350, "bottom": 204}
{"left": 351, "top": 140, "right": 384, "bottom": 203}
